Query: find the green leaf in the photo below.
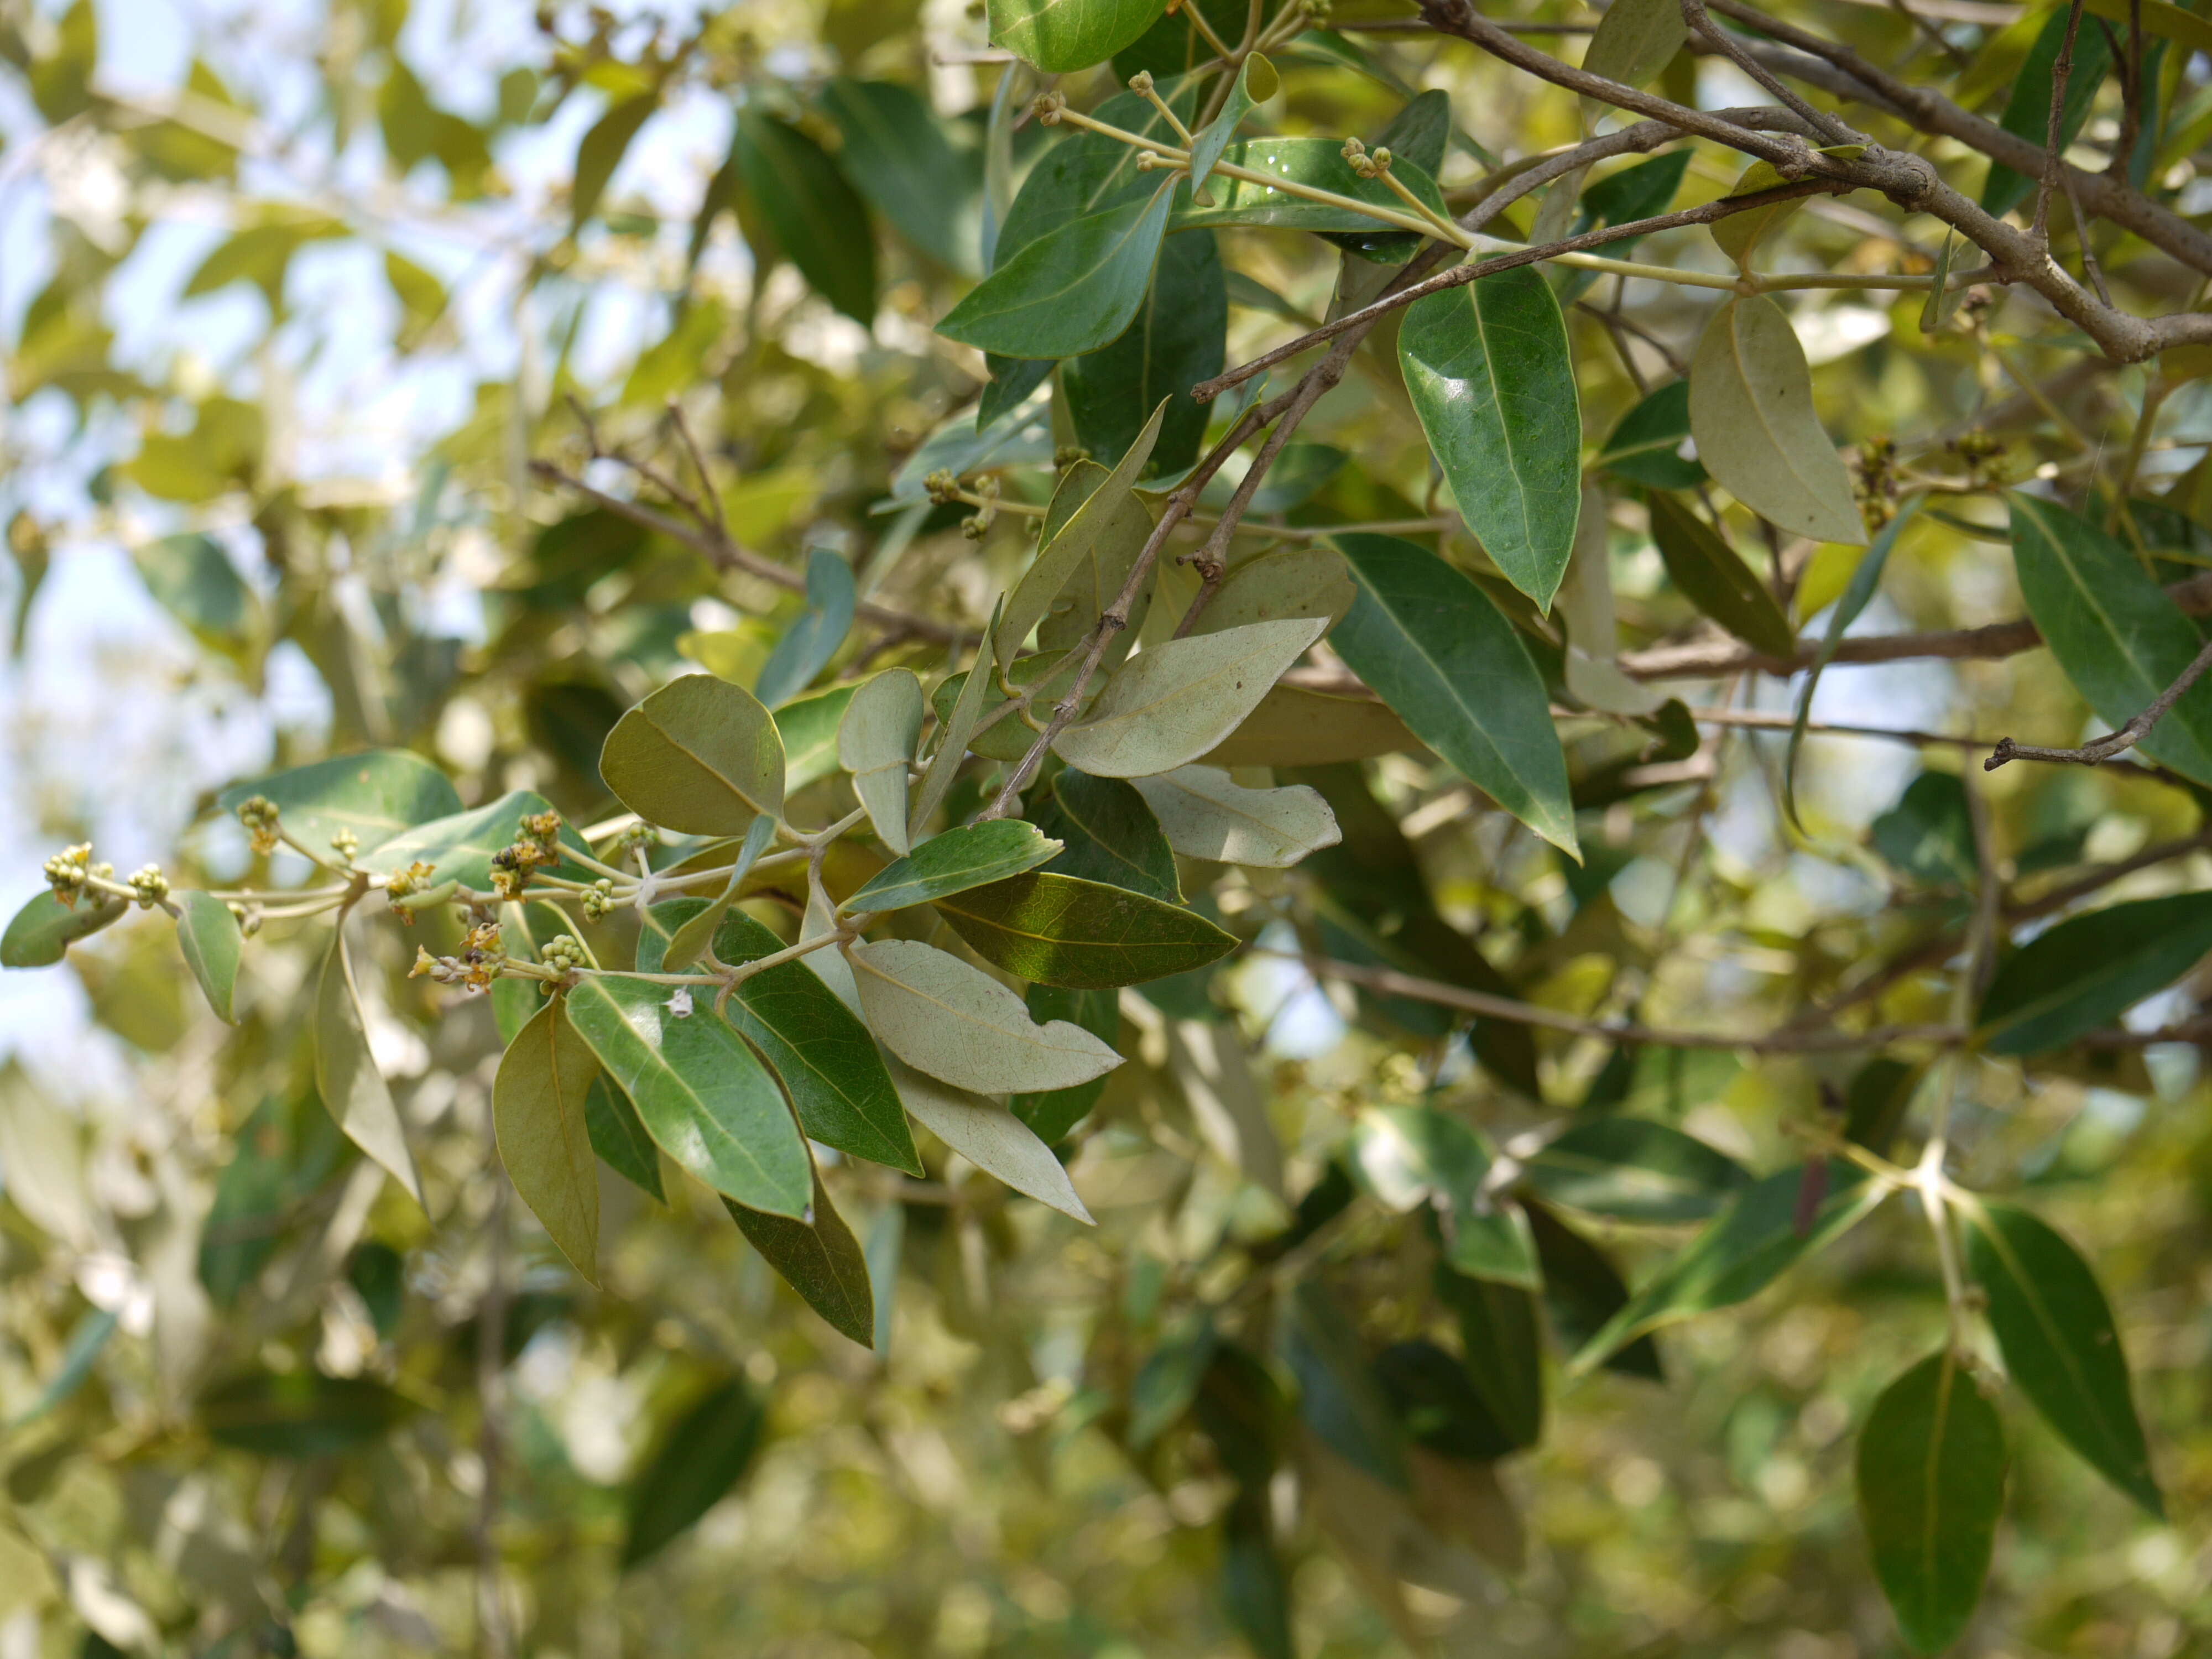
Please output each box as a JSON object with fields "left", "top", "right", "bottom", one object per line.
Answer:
{"left": 1580, "top": 0, "right": 1687, "bottom": 93}
{"left": 133, "top": 533, "right": 259, "bottom": 654}
{"left": 1645, "top": 491, "right": 1797, "bottom": 658}
{"left": 359, "top": 789, "right": 587, "bottom": 891}
{"left": 1329, "top": 535, "right": 1577, "bottom": 857}
{"left": 1011, "top": 983, "right": 1120, "bottom": 1141}
{"left": 1526, "top": 1202, "right": 1662, "bottom": 1380}
{"left": 1198, "top": 685, "right": 1420, "bottom": 768}
{"left": 1431, "top": 1262, "right": 1544, "bottom": 1450}
{"left": 1, "top": 891, "right": 126, "bottom": 969}
{"left": 2007, "top": 492, "right": 2212, "bottom": 785}
{"left": 1709, "top": 145, "right": 1864, "bottom": 267}
{"left": 587, "top": 1076, "right": 665, "bottom": 1202}
{"left": 843, "top": 820, "right": 1064, "bottom": 913}
{"left": 217, "top": 750, "right": 462, "bottom": 857}
{"left": 1399, "top": 268, "right": 1582, "bottom": 611}
{"left": 1976, "top": 892, "right": 2212, "bottom": 1055}
{"left": 1189, "top": 54, "right": 1277, "bottom": 193}
{"left": 1355, "top": 1107, "right": 1538, "bottom": 1287}
{"left": 838, "top": 669, "right": 926, "bottom": 855}
{"left": 600, "top": 674, "right": 786, "bottom": 835}
{"left": 315, "top": 931, "right": 424, "bottom": 1206}
{"left": 1031, "top": 769, "right": 1182, "bottom": 901}
{"left": 995, "top": 77, "right": 1201, "bottom": 264}
{"left": 937, "top": 182, "right": 1177, "bottom": 359}
{"left": 201, "top": 1370, "right": 410, "bottom": 1458}
{"left": 572, "top": 92, "right": 658, "bottom": 233}
{"left": 661, "top": 815, "right": 777, "bottom": 972}
{"left": 1191, "top": 545, "right": 1355, "bottom": 638}
{"left": 1963, "top": 1198, "right": 2161, "bottom": 1515}
{"left": 1130, "top": 765, "right": 1340, "bottom": 868}
{"left": 175, "top": 891, "right": 242, "bottom": 1021}
{"left": 818, "top": 79, "right": 981, "bottom": 274}
{"left": 889, "top": 400, "right": 1052, "bottom": 503}
{"left": 1282, "top": 1281, "right": 1408, "bottom": 1488}
{"left": 1688, "top": 296, "right": 1867, "bottom": 546}
{"left": 565, "top": 973, "right": 811, "bottom": 1218}
{"left": 1173, "top": 137, "right": 1451, "bottom": 247}
{"left": 1555, "top": 152, "right": 1691, "bottom": 305}
{"left": 1983, "top": 7, "right": 2112, "bottom": 216}
{"left": 1857, "top": 1351, "right": 2007, "bottom": 1654}
{"left": 1784, "top": 497, "right": 1919, "bottom": 826}
{"left": 1035, "top": 458, "right": 1156, "bottom": 661}
{"left": 933, "top": 651, "right": 1106, "bottom": 763}
{"left": 754, "top": 549, "right": 855, "bottom": 708}
{"left": 1052, "top": 616, "right": 1327, "bottom": 778}
{"left": 1129, "top": 1323, "right": 1218, "bottom": 1448}
{"left": 1597, "top": 380, "right": 1703, "bottom": 491}
{"left": 999, "top": 398, "right": 1170, "bottom": 666}
{"left": 724, "top": 1168, "right": 875, "bottom": 1346}
{"left": 1569, "top": 1164, "right": 1886, "bottom": 1371}
{"left": 1063, "top": 231, "right": 1223, "bottom": 484}
{"left": 494, "top": 999, "right": 601, "bottom": 1285}
{"left": 638, "top": 901, "right": 921, "bottom": 1175}
{"left": 934, "top": 870, "right": 1238, "bottom": 989}
{"left": 989, "top": 0, "right": 1165, "bottom": 70}
{"left": 886, "top": 1055, "right": 1095, "bottom": 1220}
{"left": 848, "top": 938, "right": 1124, "bottom": 1094}
{"left": 1521, "top": 1117, "right": 1751, "bottom": 1224}
{"left": 734, "top": 108, "right": 877, "bottom": 324}
{"left": 773, "top": 681, "right": 858, "bottom": 794}
{"left": 622, "top": 1378, "right": 765, "bottom": 1568}
{"left": 909, "top": 598, "right": 1005, "bottom": 841}
{"left": 1871, "top": 770, "right": 1976, "bottom": 888}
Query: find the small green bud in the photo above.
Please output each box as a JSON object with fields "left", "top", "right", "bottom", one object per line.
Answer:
{"left": 124, "top": 865, "right": 170, "bottom": 909}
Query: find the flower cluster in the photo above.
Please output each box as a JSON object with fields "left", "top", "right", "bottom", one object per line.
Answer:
{"left": 41, "top": 843, "right": 109, "bottom": 907}
{"left": 580, "top": 878, "right": 617, "bottom": 920}
{"left": 539, "top": 933, "right": 588, "bottom": 975}
{"left": 124, "top": 865, "right": 170, "bottom": 909}
{"left": 491, "top": 811, "right": 567, "bottom": 899}
{"left": 408, "top": 921, "right": 504, "bottom": 991}
{"left": 234, "top": 795, "right": 281, "bottom": 855}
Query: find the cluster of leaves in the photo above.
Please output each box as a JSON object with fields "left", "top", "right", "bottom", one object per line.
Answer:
{"left": 6, "top": 0, "right": 2212, "bottom": 1651}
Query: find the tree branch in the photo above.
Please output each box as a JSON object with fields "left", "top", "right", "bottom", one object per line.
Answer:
{"left": 1985, "top": 633, "right": 2212, "bottom": 771}
{"left": 2028, "top": 0, "right": 2087, "bottom": 247}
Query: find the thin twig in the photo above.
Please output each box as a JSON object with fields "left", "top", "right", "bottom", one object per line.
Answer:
{"left": 1679, "top": 0, "right": 1862, "bottom": 145}
{"left": 665, "top": 398, "right": 726, "bottom": 535}
{"left": 2107, "top": 0, "right": 2143, "bottom": 179}
{"left": 1986, "top": 634, "right": 2212, "bottom": 771}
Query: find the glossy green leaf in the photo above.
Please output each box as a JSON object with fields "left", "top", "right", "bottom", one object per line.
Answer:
{"left": 622, "top": 1378, "right": 765, "bottom": 1568}
{"left": 1858, "top": 1351, "right": 2006, "bottom": 1654}
{"left": 201, "top": 1370, "right": 410, "bottom": 1458}
{"left": 2008, "top": 492, "right": 2212, "bottom": 785}
{"left": 572, "top": 92, "right": 657, "bottom": 233}
{"left": 175, "top": 890, "right": 242, "bottom": 1021}
{"left": 937, "top": 182, "right": 1176, "bottom": 359}
{"left": 600, "top": 674, "right": 786, "bottom": 834}
{"left": 999, "top": 398, "right": 1168, "bottom": 666}
{"left": 734, "top": 108, "right": 877, "bottom": 324}
{"left": 1570, "top": 1164, "right": 1886, "bottom": 1371}
{"left": 995, "top": 77, "right": 1201, "bottom": 265}
{"left": 661, "top": 815, "right": 776, "bottom": 972}
{"left": 315, "top": 930, "right": 424, "bottom": 1206}
{"left": 1964, "top": 1198, "right": 2162, "bottom": 1515}
{"left": 494, "top": 999, "right": 602, "bottom": 1285}
{"left": 754, "top": 549, "right": 855, "bottom": 708}
{"left": 776, "top": 682, "right": 859, "bottom": 794}
{"left": 1689, "top": 296, "right": 1867, "bottom": 546}
{"left": 565, "top": 973, "right": 811, "bottom": 1218}
{"left": 1646, "top": 491, "right": 1797, "bottom": 658}
{"left": 988, "top": 0, "right": 1165, "bottom": 71}
{"left": 587, "top": 1076, "right": 665, "bottom": 1203}
{"left": 1596, "top": 380, "right": 1703, "bottom": 490}
{"left": 1521, "top": 1117, "right": 1751, "bottom": 1224}
{"left": 2, "top": 891, "right": 126, "bottom": 969}
{"left": 1010, "top": 983, "right": 1120, "bottom": 1141}
{"left": 934, "top": 870, "right": 1237, "bottom": 988}
{"left": 639, "top": 901, "right": 921, "bottom": 1174}
{"left": 848, "top": 938, "right": 1124, "bottom": 1094}
{"left": 1983, "top": 7, "right": 2112, "bottom": 216}
{"left": 818, "top": 78, "right": 981, "bottom": 274}
{"left": 1053, "top": 616, "right": 1326, "bottom": 778}
{"left": 886, "top": 1055, "right": 1094, "bottom": 1220}
{"left": 359, "top": 788, "right": 586, "bottom": 891}
{"left": 1030, "top": 770, "right": 1181, "bottom": 900}
{"left": 1189, "top": 54, "right": 1276, "bottom": 195}
{"left": 217, "top": 749, "right": 462, "bottom": 857}
{"left": 1399, "top": 268, "right": 1582, "bottom": 611}
{"left": 724, "top": 1169, "right": 875, "bottom": 1346}
{"left": 134, "top": 532, "right": 259, "bottom": 654}
{"left": 1329, "top": 535, "right": 1576, "bottom": 857}
{"left": 1977, "top": 893, "right": 2212, "bottom": 1055}
{"left": 1130, "top": 765, "right": 1340, "bottom": 868}
{"left": 1063, "top": 230, "right": 1222, "bottom": 484}
{"left": 844, "top": 820, "right": 1063, "bottom": 913}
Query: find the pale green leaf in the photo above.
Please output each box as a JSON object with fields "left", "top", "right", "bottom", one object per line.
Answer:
{"left": 217, "top": 749, "right": 462, "bottom": 857}
{"left": 844, "top": 820, "right": 1064, "bottom": 913}
{"left": 494, "top": 999, "right": 602, "bottom": 1285}
{"left": 1688, "top": 296, "right": 1867, "bottom": 546}
{"left": 847, "top": 938, "right": 1124, "bottom": 1093}
{"left": 887, "top": 1056, "right": 1094, "bottom": 1222}
{"left": 1192, "top": 546, "right": 1355, "bottom": 638}
{"left": 910, "top": 597, "right": 1004, "bottom": 842}
{"left": 838, "top": 669, "right": 926, "bottom": 855}
{"left": 600, "top": 674, "right": 786, "bottom": 834}
{"left": 1130, "top": 765, "right": 1340, "bottom": 868}
{"left": 1052, "top": 616, "right": 1326, "bottom": 778}
{"left": 175, "top": 890, "right": 242, "bottom": 1021}
{"left": 315, "top": 930, "right": 424, "bottom": 1206}
{"left": 2, "top": 891, "right": 126, "bottom": 969}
